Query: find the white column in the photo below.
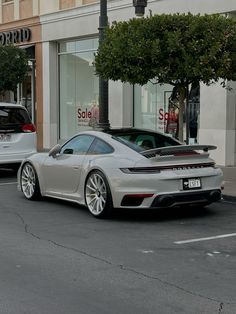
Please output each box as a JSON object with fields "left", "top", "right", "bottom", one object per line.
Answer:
{"left": 225, "top": 81, "right": 236, "bottom": 165}
{"left": 75, "top": 0, "right": 83, "bottom": 6}
{"left": 199, "top": 83, "right": 227, "bottom": 166}
{"left": 40, "top": 0, "right": 59, "bottom": 14}
{"left": 42, "top": 41, "right": 58, "bottom": 149}
{"left": 32, "top": 0, "right": 39, "bottom": 16}
{"left": 14, "top": 0, "right": 19, "bottom": 20}
{"left": 199, "top": 81, "right": 236, "bottom": 166}
{"left": 0, "top": 0, "right": 2, "bottom": 24}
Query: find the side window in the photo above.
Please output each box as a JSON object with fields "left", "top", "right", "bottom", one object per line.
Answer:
{"left": 61, "top": 135, "right": 95, "bottom": 155}
{"left": 88, "top": 138, "right": 113, "bottom": 155}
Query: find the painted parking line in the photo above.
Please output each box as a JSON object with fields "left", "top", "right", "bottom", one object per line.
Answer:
{"left": 0, "top": 182, "right": 17, "bottom": 186}
{"left": 175, "top": 233, "right": 236, "bottom": 244}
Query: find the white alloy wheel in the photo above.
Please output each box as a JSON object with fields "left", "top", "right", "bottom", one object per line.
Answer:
{"left": 21, "top": 163, "right": 40, "bottom": 200}
{"left": 85, "top": 170, "right": 112, "bottom": 218}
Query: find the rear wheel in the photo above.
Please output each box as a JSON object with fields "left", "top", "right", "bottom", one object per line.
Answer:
{"left": 20, "top": 162, "right": 41, "bottom": 200}
{"left": 85, "top": 170, "right": 113, "bottom": 218}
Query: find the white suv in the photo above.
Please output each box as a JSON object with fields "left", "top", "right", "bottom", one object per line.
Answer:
{"left": 0, "top": 103, "right": 36, "bottom": 170}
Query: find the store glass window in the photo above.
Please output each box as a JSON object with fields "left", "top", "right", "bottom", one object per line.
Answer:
{"left": 59, "top": 38, "right": 99, "bottom": 139}
{"left": 134, "top": 82, "right": 200, "bottom": 143}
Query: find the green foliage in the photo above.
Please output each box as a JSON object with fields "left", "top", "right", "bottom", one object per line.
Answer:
{"left": 0, "top": 45, "right": 28, "bottom": 95}
{"left": 95, "top": 13, "right": 236, "bottom": 87}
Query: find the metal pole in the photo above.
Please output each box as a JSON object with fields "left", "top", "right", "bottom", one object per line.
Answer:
{"left": 98, "top": 0, "right": 110, "bottom": 129}
{"left": 30, "top": 59, "right": 36, "bottom": 124}
{"left": 185, "top": 81, "right": 189, "bottom": 145}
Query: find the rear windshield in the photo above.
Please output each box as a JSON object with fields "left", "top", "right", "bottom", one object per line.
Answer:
{"left": 0, "top": 107, "right": 31, "bottom": 131}
{"left": 110, "top": 130, "right": 180, "bottom": 152}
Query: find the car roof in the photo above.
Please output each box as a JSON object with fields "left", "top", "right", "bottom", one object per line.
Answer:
{"left": 78, "top": 128, "right": 171, "bottom": 139}
{"left": 102, "top": 127, "right": 164, "bottom": 136}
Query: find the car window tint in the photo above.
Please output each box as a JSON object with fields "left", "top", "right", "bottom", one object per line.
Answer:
{"left": 88, "top": 138, "right": 113, "bottom": 154}
{"left": 61, "top": 135, "right": 95, "bottom": 155}
{"left": 113, "top": 131, "right": 180, "bottom": 152}
{"left": 0, "top": 107, "right": 30, "bottom": 130}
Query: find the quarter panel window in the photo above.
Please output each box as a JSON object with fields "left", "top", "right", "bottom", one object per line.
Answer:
{"left": 88, "top": 138, "right": 113, "bottom": 154}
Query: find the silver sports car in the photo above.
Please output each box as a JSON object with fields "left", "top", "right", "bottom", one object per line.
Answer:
{"left": 18, "top": 128, "right": 223, "bottom": 218}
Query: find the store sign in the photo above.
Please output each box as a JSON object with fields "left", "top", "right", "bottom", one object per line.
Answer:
{"left": 159, "top": 108, "right": 178, "bottom": 122}
{"left": 0, "top": 28, "right": 31, "bottom": 45}
{"left": 77, "top": 103, "right": 99, "bottom": 128}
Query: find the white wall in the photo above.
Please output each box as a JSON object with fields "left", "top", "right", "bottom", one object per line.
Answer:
{"left": 199, "top": 82, "right": 236, "bottom": 166}
{"left": 42, "top": 41, "right": 58, "bottom": 149}
{"left": 199, "top": 83, "right": 227, "bottom": 165}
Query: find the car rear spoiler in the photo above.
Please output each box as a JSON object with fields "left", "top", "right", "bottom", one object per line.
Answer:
{"left": 141, "top": 145, "right": 217, "bottom": 157}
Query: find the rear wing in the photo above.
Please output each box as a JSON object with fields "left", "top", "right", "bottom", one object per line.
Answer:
{"left": 141, "top": 145, "right": 217, "bottom": 157}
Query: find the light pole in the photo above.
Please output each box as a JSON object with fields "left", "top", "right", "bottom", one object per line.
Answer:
{"left": 98, "top": 0, "right": 110, "bottom": 129}
{"left": 98, "top": 0, "right": 148, "bottom": 129}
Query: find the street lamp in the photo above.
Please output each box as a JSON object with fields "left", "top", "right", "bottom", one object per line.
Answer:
{"left": 98, "top": 0, "right": 148, "bottom": 129}
{"left": 98, "top": 0, "right": 110, "bottom": 129}
{"left": 133, "top": 0, "right": 147, "bottom": 17}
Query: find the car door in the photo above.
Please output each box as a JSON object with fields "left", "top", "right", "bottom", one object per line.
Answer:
{"left": 42, "top": 134, "right": 95, "bottom": 197}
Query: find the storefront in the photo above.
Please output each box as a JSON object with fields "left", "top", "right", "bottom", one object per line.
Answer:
{"left": 134, "top": 82, "right": 200, "bottom": 144}
{"left": 59, "top": 37, "right": 99, "bottom": 138}
{"left": 39, "top": 0, "right": 236, "bottom": 166}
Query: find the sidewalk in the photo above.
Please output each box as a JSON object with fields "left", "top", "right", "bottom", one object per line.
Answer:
{"left": 220, "top": 167, "right": 236, "bottom": 202}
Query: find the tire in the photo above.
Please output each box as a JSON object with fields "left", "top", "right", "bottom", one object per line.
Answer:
{"left": 85, "top": 170, "right": 113, "bottom": 218}
{"left": 20, "top": 162, "right": 41, "bottom": 200}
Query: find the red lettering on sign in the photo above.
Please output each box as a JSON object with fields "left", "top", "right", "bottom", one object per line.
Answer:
{"left": 78, "top": 108, "right": 92, "bottom": 119}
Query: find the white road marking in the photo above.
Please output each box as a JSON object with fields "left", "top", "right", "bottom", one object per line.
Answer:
{"left": 207, "top": 253, "right": 214, "bottom": 257}
{"left": 138, "top": 250, "right": 154, "bottom": 254}
{"left": 175, "top": 233, "right": 236, "bottom": 244}
{"left": 0, "top": 182, "right": 17, "bottom": 186}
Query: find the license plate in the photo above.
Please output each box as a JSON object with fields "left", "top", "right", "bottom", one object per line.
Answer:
{"left": 0, "top": 134, "right": 11, "bottom": 141}
{"left": 183, "top": 178, "right": 201, "bottom": 190}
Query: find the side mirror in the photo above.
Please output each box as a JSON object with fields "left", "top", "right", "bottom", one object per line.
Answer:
{"left": 49, "top": 144, "right": 61, "bottom": 158}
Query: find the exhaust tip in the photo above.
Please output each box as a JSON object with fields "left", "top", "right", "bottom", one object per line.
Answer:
{"left": 208, "top": 190, "right": 222, "bottom": 202}
{"left": 157, "top": 195, "right": 174, "bottom": 207}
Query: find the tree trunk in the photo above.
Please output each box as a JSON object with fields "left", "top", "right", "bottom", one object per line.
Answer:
{"left": 177, "top": 87, "right": 185, "bottom": 143}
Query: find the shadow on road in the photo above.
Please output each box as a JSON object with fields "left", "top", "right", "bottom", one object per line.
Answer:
{"left": 42, "top": 196, "right": 216, "bottom": 223}
{"left": 0, "top": 168, "right": 17, "bottom": 178}
{"left": 110, "top": 205, "right": 216, "bottom": 222}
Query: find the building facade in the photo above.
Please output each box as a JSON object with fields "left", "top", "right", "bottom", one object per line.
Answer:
{"left": 0, "top": 0, "right": 235, "bottom": 166}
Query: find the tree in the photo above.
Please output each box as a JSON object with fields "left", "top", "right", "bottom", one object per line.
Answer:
{"left": 95, "top": 13, "right": 236, "bottom": 142}
{"left": 0, "top": 45, "right": 28, "bottom": 96}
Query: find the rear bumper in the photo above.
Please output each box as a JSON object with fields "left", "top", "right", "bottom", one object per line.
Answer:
{"left": 150, "top": 189, "right": 222, "bottom": 208}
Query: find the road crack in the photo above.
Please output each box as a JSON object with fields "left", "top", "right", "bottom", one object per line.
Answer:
{"left": 218, "top": 302, "right": 224, "bottom": 313}
{"left": 15, "top": 212, "right": 236, "bottom": 306}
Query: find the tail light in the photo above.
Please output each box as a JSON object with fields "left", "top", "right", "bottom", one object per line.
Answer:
{"left": 21, "top": 124, "right": 36, "bottom": 133}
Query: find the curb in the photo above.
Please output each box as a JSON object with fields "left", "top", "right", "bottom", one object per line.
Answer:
{"left": 222, "top": 194, "right": 236, "bottom": 203}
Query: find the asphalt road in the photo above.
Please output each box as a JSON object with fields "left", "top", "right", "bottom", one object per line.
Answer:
{"left": 0, "top": 168, "right": 236, "bottom": 314}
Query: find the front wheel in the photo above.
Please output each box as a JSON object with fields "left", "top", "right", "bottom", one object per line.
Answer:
{"left": 85, "top": 170, "right": 113, "bottom": 218}
{"left": 20, "top": 162, "right": 41, "bottom": 200}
